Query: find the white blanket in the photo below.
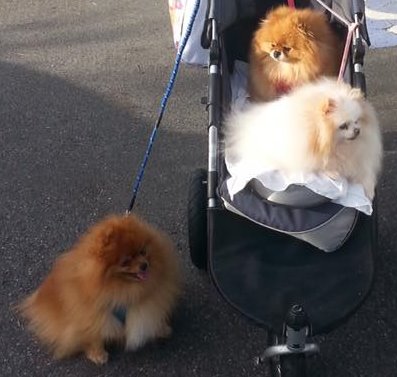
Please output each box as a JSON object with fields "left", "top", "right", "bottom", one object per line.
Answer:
{"left": 226, "top": 156, "right": 373, "bottom": 215}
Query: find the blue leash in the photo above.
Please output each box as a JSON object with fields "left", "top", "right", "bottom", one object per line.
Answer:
{"left": 126, "top": 0, "right": 202, "bottom": 213}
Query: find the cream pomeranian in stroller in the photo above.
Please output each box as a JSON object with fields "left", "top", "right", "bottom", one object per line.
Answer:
{"left": 224, "top": 78, "right": 383, "bottom": 199}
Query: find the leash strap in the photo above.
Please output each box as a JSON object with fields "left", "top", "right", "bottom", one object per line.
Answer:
{"left": 126, "top": 0, "right": 201, "bottom": 214}
{"left": 287, "top": 0, "right": 295, "bottom": 8}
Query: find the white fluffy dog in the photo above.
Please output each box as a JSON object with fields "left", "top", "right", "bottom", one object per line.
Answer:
{"left": 224, "top": 79, "right": 383, "bottom": 199}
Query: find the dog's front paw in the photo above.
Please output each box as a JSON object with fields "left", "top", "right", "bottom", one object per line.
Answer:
{"left": 85, "top": 347, "right": 109, "bottom": 365}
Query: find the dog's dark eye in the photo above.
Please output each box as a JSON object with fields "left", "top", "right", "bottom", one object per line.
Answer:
{"left": 283, "top": 46, "right": 291, "bottom": 52}
{"left": 139, "top": 248, "right": 147, "bottom": 257}
{"left": 120, "top": 255, "right": 132, "bottom": 267}
{"left": 271, "top": 43, "right": 276, "bottom": 48}
{"left": 339, "top": 123, "right": 348, "bottom": 130}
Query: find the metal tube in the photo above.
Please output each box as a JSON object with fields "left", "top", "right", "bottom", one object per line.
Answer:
{"left": 206, "top": 17, "right": 220, "bottom": 208}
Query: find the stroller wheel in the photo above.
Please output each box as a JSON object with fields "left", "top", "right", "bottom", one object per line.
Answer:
{"left": 187, "top": 168, "right": 207, "bottom": 270}
{"left": 279, "top": 354, "right": 307, "bottom": 377}
{"left": 265, "top": 331, "right": 308, "bottom": 377}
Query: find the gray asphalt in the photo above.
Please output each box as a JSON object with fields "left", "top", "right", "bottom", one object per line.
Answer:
{"left": 1, "top": 1, "right": 396, "bottom": 376}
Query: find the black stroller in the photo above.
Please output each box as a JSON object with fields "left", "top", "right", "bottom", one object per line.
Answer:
{"left": 187, "top": 0, "right": 375, "bottom": 375}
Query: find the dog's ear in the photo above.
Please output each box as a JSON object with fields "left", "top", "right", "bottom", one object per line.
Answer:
{"left": 309, "top": 97, "right": 336, "bottom": 163}
{"left": 297, "top": 22, "right": 315, "bottom": 39}
{"left": 252, "top": 26, "right": 271, "bottom": 55}
{"left": 101, "top": 224, "right": 117, "bottom": 248}
{"left": 252, "top": 36, "right": 263, "bottom": 55}
{"left": 321, "top": 97, "right": 336, "bottom": 116}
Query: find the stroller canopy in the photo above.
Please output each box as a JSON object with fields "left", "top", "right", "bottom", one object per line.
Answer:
{"left": 206, "top": 0, "right": 369, "bottom": 43}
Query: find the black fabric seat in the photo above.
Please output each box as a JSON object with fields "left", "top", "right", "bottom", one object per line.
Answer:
{"left": 208, "top": 206, "right": 375, "bottom": 335}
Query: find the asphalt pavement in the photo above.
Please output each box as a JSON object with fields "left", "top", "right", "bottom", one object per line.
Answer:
{"left": 1, "top": 1, "right": 396, "bottom": 376}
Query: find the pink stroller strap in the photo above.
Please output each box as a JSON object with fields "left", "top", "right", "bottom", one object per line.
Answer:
{"left": 314, "top": 0, "right": 360, "bottom": 82}
{"left": 287, "top": 0, "right": 295, "bottom": 8}
{"left": 338, "top": 23, "right": 359, "bottom": 81}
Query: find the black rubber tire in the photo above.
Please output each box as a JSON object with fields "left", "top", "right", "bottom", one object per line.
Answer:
{"left": 279, "top": 354, "right": 307, "bottom": 377}
{"left": 187, "top": 168, "right": 207, "bottom": 270}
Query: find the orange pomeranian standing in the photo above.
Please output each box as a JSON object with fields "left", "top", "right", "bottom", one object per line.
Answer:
{"left": 18, "top": 214, "right": 181, "bottom": 364}
{"left": 249, "top": 6, "right": 343, "bottom": 102}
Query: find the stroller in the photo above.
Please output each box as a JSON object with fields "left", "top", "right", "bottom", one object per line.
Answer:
{"left": 187, "top": 0, "right": 375, "bottom": 375}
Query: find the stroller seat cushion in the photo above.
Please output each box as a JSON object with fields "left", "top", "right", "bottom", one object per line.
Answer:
{"left": 220, "top": 177, "right": 359, "bottom": 252}
{"left": 249, "top": 179, "right": 331, "bottom": 208}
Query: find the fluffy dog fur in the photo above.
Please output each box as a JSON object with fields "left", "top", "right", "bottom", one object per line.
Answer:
{"left": 249, "top": 6, "right": 343, "bottom": 102}
{"left": 18, "top": 214, "right": 181, "bottom": 364}
{"left": 225, "top": 79, "right": 383, "bottom": 199}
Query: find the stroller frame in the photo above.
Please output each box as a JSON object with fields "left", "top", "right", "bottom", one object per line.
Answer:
{"left": 188, "top": 0, "right": 374, "bottom": 375}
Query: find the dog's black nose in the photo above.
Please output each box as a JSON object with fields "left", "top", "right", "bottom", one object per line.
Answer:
{"left": 140, "top": 262, "right": 148, "bottom": 272}
{"left": 273, "top": 50, "right": 281, "bottom": 59}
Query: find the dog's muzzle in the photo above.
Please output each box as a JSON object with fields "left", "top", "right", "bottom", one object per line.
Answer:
{"left": 347, "top": 128, "right": 360, "bottom": 140}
